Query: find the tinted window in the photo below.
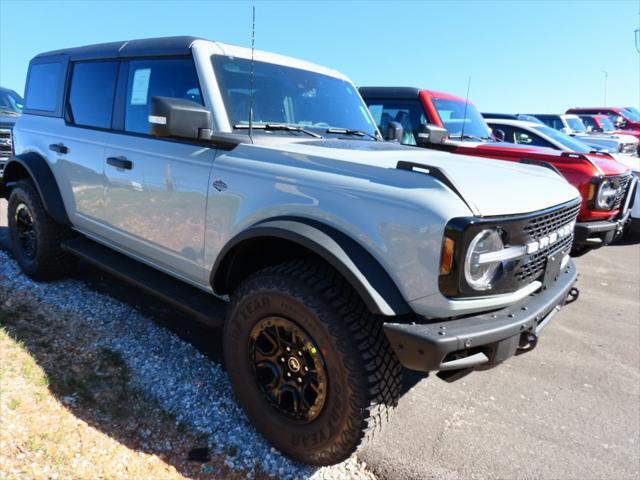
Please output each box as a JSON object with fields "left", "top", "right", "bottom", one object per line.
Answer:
{"left": 25, "top": 62, "right": 61, "bottom": 111}
{"left": 512, "top": 127, "right": 553, "bottom": 148}
{"left": 69, "top": 61, "right": 118, "bottom": 129}
{"left": 124, "top": 58, "right": 202, "bottom": 134}
{"left": 364, "top": 98, "right": 427, "bottom": 145}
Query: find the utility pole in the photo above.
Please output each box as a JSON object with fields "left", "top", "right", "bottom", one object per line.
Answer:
{"left": 601, "top": 70, "right": 608, "bottom": 106}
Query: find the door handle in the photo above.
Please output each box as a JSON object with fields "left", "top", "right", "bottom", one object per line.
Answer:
{"left": 49, "top": 143, "right": 69, "bottom": 154}
{"left": 107, "top": 156, "right": 133, "bottom": 170}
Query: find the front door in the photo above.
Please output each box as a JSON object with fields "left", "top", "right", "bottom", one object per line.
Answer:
{"left": 102, "top": 57, "right": 214, "bottom": 285}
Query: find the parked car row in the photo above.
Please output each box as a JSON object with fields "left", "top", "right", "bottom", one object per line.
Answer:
{"left": 0, "top": 87, "right": 22, "bottom": 178}
{"left": 358, "top": 87, "right": 639, "bottom": 248}
{"left": 0, "top": 36, "right": 636, "bottom": 465}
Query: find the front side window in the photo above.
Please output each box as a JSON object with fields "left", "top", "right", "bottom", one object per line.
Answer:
{"left": 0, "top": 88, "right": 23, "bottom": 114}
{"left": 580, "top": 116, "right": 597, "bottom": 130}
{"left": 68, "top": 61, "right": 118, "bottom": 129}
{"left": 432, "top": 98, "right": 492, "bottom": 140}
{"left": 364, "top": 98, "right": 427, "bottom": 145}
{"left": 565, "top": 116, "right": 587, "bottom": 133}
{"left": 212, "top": 56, "right": 376, "bottom": 137}
{"left": 512, "top": 127, "right": 553, "bottom": 148}
{"left": 25, "top": 62, "right": 61, "bottom": 111}
{"left": 596, "top": 116, "right": 615, "bottom": 132}
{"left": 124, "top": 58, "right": 202, "bottom": 134}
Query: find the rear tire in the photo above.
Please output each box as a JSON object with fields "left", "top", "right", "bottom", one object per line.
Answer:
{"left": 223, "top": 260, "right": 402, "bottom": 466}
{"left": 7, "top": 179, "right": 75, "bottom": 280}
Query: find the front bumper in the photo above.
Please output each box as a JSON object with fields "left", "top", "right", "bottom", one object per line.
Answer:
{"left": 383, "top": 259, "right": 577, "bottom": 373}
{"left": 573, "top": 218, "right": 620, "bottom": 247}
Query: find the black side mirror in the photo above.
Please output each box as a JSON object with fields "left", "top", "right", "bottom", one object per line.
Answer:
{"left": 493, "top": 129, "right": 506, "bottom": 142}
{"left": 591, "top": 127, "right": 604, "bottom": 133}
{"left": 415, "top": 124, "right": 448, "bottom": 146}
{"left": 385, "top": 121, "right": 404, "bottom": 142}
{"left": 149, "top": 96, "right": 212, "bottom": 140}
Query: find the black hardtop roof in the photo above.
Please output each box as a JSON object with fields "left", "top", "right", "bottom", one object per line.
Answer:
{"left": 33, "top": 36, "right": 204, "bottom": 61}
{"left": 358, "top": 87, "right": 421, "bottom": 99}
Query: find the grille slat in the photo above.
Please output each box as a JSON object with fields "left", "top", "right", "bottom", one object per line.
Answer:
{"left": 612, "top": 174, "right": 632, "bottom": 211}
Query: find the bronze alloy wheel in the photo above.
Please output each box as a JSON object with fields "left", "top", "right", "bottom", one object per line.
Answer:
{"left": 248, "top": 316, "right": 328, "bottom": 423}
{"left": 14, "top": 203, "right": 37, "bottom": 259}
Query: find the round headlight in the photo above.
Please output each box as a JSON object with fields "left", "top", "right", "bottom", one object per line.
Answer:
{"left": 596, "top": 179, "right": 617, "bottom": 210}
{"left": 464, "top": 229, "right": 504, "bottom": 291}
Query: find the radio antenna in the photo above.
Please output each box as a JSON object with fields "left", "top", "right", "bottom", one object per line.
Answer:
{"left": 459, "top": 75, "right": 471, "bottom": 140}
{"left": 248, "top": 6, "right": 256, "bottom": 141}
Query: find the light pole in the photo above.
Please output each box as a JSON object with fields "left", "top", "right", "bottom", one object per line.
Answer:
{"left": 601, "top": 70, "right": 608, "bottom": 106}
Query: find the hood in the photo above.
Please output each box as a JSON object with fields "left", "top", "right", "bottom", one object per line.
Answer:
{"left": 586, "top": 154, "right": 631, "bottom": 176}
{"left": 610, "top": 154, "right": 639, "bottom": 173}
{"left": 246, "top": 138, "right": 579, "bottom": 217}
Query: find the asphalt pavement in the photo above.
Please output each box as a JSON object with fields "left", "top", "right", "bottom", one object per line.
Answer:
{"left": 1, "top": 198, "right": 639, "bottom": 479}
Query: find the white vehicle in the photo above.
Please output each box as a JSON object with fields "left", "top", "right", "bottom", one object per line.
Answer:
{"left": 532, "top": 113, "right": 637, "bottom": 155}
{"left": 3, "top": 36, "right": 582, "bottom": 465}
{"left": 487, "top": 118, "right": 639, "bottom": 235}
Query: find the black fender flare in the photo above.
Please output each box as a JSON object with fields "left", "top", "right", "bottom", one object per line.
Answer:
{"left": 211, "top": 218, "right": 412, "bottom": 317}
{"left": 1, "top": 153, "right": 71, "bottom": 226}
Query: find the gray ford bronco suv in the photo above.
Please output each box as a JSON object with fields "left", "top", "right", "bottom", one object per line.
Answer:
{"left": 2, "top": 37, "right": 582, "bottom": 465}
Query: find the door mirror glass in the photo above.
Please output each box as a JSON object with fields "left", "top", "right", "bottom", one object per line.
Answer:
{"left": 149, "top": 96, "right": 212, "bottom": 140}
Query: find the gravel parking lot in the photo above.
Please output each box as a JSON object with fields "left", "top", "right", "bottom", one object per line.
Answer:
{"left": 1, "top": 198, "right": 639, "bottom": 479}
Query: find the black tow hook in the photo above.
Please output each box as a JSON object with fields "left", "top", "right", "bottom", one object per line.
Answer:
{"left": 565, "top": 287, "right": 580, "bottom": 305}
{"left": 516, "top": 331, "right": 538, "bottom": 356}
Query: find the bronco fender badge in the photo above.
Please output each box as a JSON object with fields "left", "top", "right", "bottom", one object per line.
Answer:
{"left": 212, "top": 179, "right": 228, "bottom": 192}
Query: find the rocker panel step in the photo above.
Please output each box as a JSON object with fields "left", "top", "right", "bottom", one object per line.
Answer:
{"left": 61, "top": 236, "right": 225, "bottom": 328}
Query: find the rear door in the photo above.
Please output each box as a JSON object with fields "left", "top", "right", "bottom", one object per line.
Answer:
{"left": 103, "top": 57, "right": 215, "bottom": 284}
{"left": 53, "top": 60, "right": 119, "bottom": 235}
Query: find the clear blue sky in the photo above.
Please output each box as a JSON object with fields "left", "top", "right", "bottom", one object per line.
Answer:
{"left": 1, "top": 0, "right": 638, "bottom": 113}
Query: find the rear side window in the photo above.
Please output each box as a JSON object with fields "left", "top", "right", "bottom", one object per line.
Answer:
{"left": 25, "top": 62, "right": 61, "bottom": 111}
{"left": 68, "top": 61, "right": 119, "bottom": 129}
{"left": 124, "top": 58, "right": 202, "bottom": 135}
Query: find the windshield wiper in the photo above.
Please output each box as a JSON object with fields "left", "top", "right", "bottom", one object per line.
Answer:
{"left": 326, "top": 128, "right": 379, "bottom": 141}
{"left": 234, "top": 123, "right": 322, "bottom": 138}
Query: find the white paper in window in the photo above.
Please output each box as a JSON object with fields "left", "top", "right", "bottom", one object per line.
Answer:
{"left": 130, "top": 68, "right": 151, "bottom": 105}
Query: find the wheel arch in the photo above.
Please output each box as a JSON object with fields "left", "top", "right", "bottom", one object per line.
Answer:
{"left": 1, "top": 153, "right": 70, "bottom": 226}
{"left": 210, "top": 218, "right": 412, "bottom": 317}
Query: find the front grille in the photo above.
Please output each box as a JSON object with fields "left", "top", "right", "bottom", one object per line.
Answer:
{"left": 0, "top": 128, "right": 12, "bottom": 160}
{"left": 515, "top": 202, "right": 580, "bottom": 283}
{"left": 612, "top": 174, "right": 632, "bottom": 211}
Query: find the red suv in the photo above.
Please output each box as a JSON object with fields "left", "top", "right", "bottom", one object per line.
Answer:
{"left": 359, "top": 87, "right": 637, "bottom": 253}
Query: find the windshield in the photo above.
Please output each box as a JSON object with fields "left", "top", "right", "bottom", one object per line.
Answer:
{"left": 0, "top": 88, "right": 23, "bottom": 113}
{"left": 531, "top": 125, "right": 591, "bottom": 153}
{"left": 212, "top": 56, "right": 376, "bottom": 137}
{"left": 433, "top": 98, "right": 492, "bottom": 139}
{"left": 622, "top": 108, "right": 640, "bottom": 122}
{"left": 565, "top": 116, "right": 587, "bottom": 133}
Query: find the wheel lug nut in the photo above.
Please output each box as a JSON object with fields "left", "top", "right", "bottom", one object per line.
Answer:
{"left": 304, "top": 366, "right": 309, "bottom": 372}
{"left": 286, "top": 346, "right": 291, "bottom": 352}
{"left": 297, "top": 351, "right": 302, "bottom": 356}
{"left": 280, "top": 357, "right": 285, "bottom": 363}
{"left": 287, "top": 372, "right": 291, "bottom": 377}
{"left": 297, "top": 377, "right": 302, "bottom": 383}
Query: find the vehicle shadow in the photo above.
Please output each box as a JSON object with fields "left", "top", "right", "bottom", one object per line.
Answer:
{"left": 0, "top": 222, "right": 421, "bottom": 476}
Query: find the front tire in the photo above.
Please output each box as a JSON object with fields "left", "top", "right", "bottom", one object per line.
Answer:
{"left": 223, "top": 260, "right": 402, "bottom": 466}
{"left": 7, "top": 179, "right": 75, "bottom": 280}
